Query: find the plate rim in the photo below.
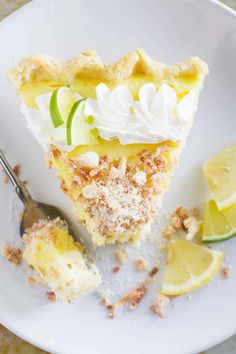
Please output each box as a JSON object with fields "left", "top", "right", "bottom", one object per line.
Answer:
{"left": 0, "top": 0, "right": 236, "bottom": 353}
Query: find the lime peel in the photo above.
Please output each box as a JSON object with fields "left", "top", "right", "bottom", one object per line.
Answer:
{"left": 50, "top": 87, "right": 75, "bottom": 128}
{"left": 67, "top": 99, "right": 86, "bottom": 145}
{"left": 66, "top": 98, "right": 98, "bottom": 146}
{"left": 202, "top": 199, "right": 236, "bottom": 243}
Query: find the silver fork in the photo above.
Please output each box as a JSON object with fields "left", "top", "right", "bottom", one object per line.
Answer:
{"left": 0, "top": 150, "right": 77, "bottom": 239}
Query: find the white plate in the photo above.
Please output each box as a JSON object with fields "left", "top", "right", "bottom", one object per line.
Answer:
{"left": 0, "top": 0, "right": 236, "bottom": 353}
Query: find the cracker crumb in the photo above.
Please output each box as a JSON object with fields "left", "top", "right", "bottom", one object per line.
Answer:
{"left": 162, "top": 225, "right": 176, "bottom": 240}
{"left": 222, "top": 266, "right": 230, "bottom": 278}
{"left": 116, "top": 284, "right": 147, "bottom": 312}
{"left": 114, "top": 249, "right": 127, "bottom": 265}
{"left": 1, "top": 164, "right": 21, "bottom": 183}
{"left": 150, "top": 293, "right": 169, "bottom": 318}
{"left": 113, "top": 266, "right": 120, "bottom": 273}
{"left": 13, "top": 164, "right": 20, "bottom": 176}
{"left": 150, "top": 304, "right": 163, "bottom": 318}
{"left": 2, "top": 173, "right": 8, "bottom": 184}
{"left": 163, "top": 205, "right": 201, "bottom": 241}
{"left": 171, "top": 215, "right": 182, "bottom": 230}
{"left": 27, "top": 276, "right": 46, "bottom": 287}
{"left": 106, "top": 266, "right": 158, "bottom": 318}
{"left": 77, "top": 151, "right": 99, "bottom": 168}
{"left": 118, "top": 157, "right": 127, "bottom": 176}
{"left": 2, "top": 245, "right": 22, "bottom": 265}
{"left": 107, "top": 304, "right": 116, "bottom": 318}
{"left": 175, "top": 205, "right": 190, "bottom": 220}
{"left": 82, "top": 184, "right": 97, "bottom": 199}
{"left": 133, "top": 171, "right": 147, "bottom": 186}
{"left": 135, "top": 258, "right": 148, "bottom": 272}
{"left": 46, "top": 291, "right": 56, "bottom": 303}
{"left": 109, "top": 167, "right": 120, "bottom": 180}
{"left": 89, "top": 162, "right": 108, "bottom": 177}
{"left": 148, "top": 266, "right": 159, "bottom": 278}
{"left": 97, "top": 288, "right": 113, "bottom": 306}
{"left": 183, "top": 216, "right": 201, "bottom": 240}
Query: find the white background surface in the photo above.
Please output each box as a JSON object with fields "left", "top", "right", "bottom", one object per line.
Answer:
{"left": 0, "top": 0, "right": 236, "bottom": 353}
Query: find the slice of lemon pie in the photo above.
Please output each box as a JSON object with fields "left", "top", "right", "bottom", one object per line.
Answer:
{"left": 9, "top": 49, "right": 208, "bottom": 246}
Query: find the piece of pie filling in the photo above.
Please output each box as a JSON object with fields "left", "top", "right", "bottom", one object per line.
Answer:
{"left": 23, "top": 218, "right": 101, "bottom": 302}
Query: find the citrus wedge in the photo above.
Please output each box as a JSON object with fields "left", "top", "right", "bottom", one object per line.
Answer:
{"left": 161, "top": 240, "right": 223, "bottom": 295}
{"left": 204, "top": 144, "right": 236, "bottom": 210}
{"left": 66, "top": 99, "right": 98, "bottom": 146}
{"left": 202, "top": 199, "right": 236, "bottom": 242}
{"left": 50, "top": 87, "right": 75, "bottom": 127}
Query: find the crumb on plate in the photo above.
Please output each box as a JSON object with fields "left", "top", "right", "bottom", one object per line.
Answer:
{"left": 222, "top": 265, "right": 230, "bottom": 279}
{"left": 183, "top": 216, "right": 201, "bottom": 241}
{"left": 114, "top": 249, "right": 127, "bottom": 265}
{"left": 175, "top": 205, "right": 191, "bottom": 220}
{"left": 106, "top": 266, "right": 158, "bottom": 318}
{"left": 13, "top": 164, "right": 20, "bottom": 176}
{"left": 27, "top": 276, "right": 46, "bottom": 287}
{"left": 162, "top": 225, "right": 176, "bottom": 240}
{"left": 46, "top": 291, "right": 56, "bottom": 303}
{"left": 2, "top": 173, "right": 8, "bottom": 184}
{"left": 2, "top": 164, "right": 20, "bottom": 184}
{"left": 107, "top": 284, "right": 147, "bottom": 318}
{"left": 150, "top": 293, "right": 169, "bottom": 318}
{"left": 162, "top": 205, "right": 201, "bottom": 241}
{"left": 112, "top": 266, "right": 120, "bottom": 273}
{"left": 97, "top": 288, "right": 113, "bottom": 306}
{"left": 148, "top": 266, "right": 159, "bottom": 278}
{"left": 135, "top": 258, "right": 148, "bottom": 272}
{"left": 171, "top": 215, "right": 182, "bottom": 230}
{"left": 2, "top": 245, "right": 22, "bottom": 265}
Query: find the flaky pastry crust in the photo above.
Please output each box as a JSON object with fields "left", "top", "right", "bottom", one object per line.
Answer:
{"left": 8, "top": 49, "right": 208, "bottom": 91}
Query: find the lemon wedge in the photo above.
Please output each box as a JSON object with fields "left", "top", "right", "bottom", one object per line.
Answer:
{"left": 204, "top": 144, "right": 236, "bottom": 210}
{"left": 50, "top": 87, "right": 75, "bottom": 127}
{"left": 202, "top": 199, "right": 236, "bottom": 242}
{"left": 161, "top": 240, "right": 223, "bottom": 295}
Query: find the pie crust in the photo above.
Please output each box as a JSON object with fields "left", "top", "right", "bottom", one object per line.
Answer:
{"left": 9, "top": 49, "right": 208, "bottom": 90}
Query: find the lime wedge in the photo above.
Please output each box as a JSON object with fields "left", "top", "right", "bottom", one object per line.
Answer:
{"left": 67, "top": 99, "right": 98, "bottom": 146}
{"left": 50, "top": 87, "right": 75, "bottom": 128}
{"left": 202, "top": 199, "right": 236, "bottom": 242}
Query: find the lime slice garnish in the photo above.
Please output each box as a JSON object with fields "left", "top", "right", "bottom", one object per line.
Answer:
{"left": 202, "top": 199, "right": 236, "bottom": 242}
{"left": 50, "top": 87, "right": 75, "bottom": 128}
{"left": 67, "top": 99, "right": 98, "bottom": 146}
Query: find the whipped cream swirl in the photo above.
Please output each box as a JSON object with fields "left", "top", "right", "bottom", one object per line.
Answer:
{"left": 85, "top": 83, "right": 196, "bottom": 145}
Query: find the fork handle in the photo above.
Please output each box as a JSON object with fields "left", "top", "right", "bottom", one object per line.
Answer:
{"left": 0, "top": 150, "right": 32, "bottom": 204}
